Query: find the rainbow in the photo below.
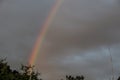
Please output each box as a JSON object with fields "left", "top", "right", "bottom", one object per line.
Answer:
{"left": 28, "top": 0, "right": 64, "bottom": 66}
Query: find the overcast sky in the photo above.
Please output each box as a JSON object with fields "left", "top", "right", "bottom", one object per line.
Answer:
{"left": 0, "top": 0, "right": 120, "bottom": 80}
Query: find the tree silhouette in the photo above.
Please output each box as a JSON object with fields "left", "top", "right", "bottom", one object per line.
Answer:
{"left": 0, "top": 59, "right": 41, "bottom": 80}
{"left": 65, "top": 75, "right": 85, "bottom": 80}
{"left": 0, "top": 58, "right": 86, "bottom": 80}
{"left": 118, "top": 76, "right": 120, "bottom": 80}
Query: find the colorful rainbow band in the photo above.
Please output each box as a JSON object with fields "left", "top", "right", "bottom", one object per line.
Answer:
{"left": 28, "top": 0, "right": 64, "bottom": 66}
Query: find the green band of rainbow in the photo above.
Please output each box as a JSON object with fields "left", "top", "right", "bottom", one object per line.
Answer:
{"left": 28, "top": 0, "right": 64, "bottom": 66}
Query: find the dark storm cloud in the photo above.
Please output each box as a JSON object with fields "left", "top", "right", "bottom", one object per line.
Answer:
{"left": 36, "top": 0, "right": 120, "bottom": 80}
{"left": 47, "top": 0, "right": 120, "bottom": 49}
{"left": 40, "top": 0, "right": 120, "bottom": 59}
{"left": 0, "top": 0, "right": 120, "bottom": 80}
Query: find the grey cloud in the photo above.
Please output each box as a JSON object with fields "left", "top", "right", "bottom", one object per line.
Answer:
{"left": 36, "top": 0, "right": 120, "bottom": 80}
{"left": 0, "top": 0, "right": 55, "bottom": 67}
{"left": 0, "top": 0, "right": 120, "bottom": 80}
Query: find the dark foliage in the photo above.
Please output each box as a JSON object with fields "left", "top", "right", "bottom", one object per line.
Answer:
{"left": 118, "top": 76, "right": 120, "bottom": 80}
{"left": 0, "top": 59, "right": 41, "bottom": 80}
{"left": 64, "top": 75, "right": 85, "bottom": 80}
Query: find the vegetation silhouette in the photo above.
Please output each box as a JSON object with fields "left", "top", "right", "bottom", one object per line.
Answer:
{"left": 0, "top": 58, "right": 120, "bottom": 80}
{"left": 0, "top": 59, "right": 41, "bottom": 80}
{"left": 64, "top": 75, "right": 85, "bottom": 80}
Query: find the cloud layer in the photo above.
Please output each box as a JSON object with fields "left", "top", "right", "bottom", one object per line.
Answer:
{"left": 37, "top": 0, "right": 120, "bottom": 80}
{"left": 0, "top": 0, "right": 120, "bottom": 80}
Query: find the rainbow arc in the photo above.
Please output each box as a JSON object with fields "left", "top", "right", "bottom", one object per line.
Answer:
{"left": 29, "top": 0, "right": 64, "bottom": 66}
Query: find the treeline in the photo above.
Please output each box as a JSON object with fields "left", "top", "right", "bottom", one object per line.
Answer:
{"left": 0, "top": 59, "right": 40, "bottom": 80}
{"left": 0, "top": 59, "right": 120, "bottom": 80}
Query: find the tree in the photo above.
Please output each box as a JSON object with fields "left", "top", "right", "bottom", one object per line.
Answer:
{"left": 20, "top": 65, "right": 41, "bottom": 80}
{"left": 118, "top": 76, "right": 120, "bottom": 80}
{"left": 63, "top": 75, "right": 85, "bottom": 80}
{"left": 0, "top": 59, "right": 41, "bottom": 80}
{"left": 0, "top": 58, "right": 86, "bottom": 80}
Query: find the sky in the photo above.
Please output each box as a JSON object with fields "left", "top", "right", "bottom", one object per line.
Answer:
{"left": 0, "top": 0, "right": 120, "bottom": 80}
